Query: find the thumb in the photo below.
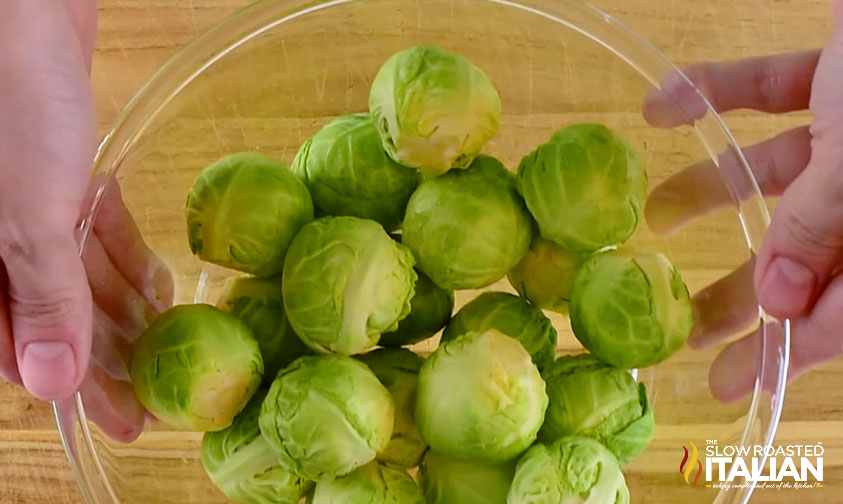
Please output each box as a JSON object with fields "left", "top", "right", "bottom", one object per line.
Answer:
{"left": 754, "top": 20, "right": 843, "bottom": 318}
{"left": 1, "top": 231, "right": 92, "bottom": 400}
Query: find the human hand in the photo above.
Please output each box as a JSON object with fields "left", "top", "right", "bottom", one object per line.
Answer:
{"left": 0, "top": 1, "right": 173, "bottom": 441}
{"left": 642, "top": 1, "right": 843, "bottom": 402}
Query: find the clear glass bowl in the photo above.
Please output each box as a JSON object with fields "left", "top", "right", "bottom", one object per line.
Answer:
{"left": 54, "top": 0, "right": 790, "bottom": 502}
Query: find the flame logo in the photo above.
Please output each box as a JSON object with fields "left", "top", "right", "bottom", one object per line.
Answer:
{"left": 679, "top": 441, "right": 703, "bottom": 486}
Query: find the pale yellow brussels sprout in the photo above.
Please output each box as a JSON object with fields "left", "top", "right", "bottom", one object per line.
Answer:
{"left": 369, "top": 45, "right": 501, "bottom": 175}
{"left": 129, "top": 304, "right": 263, "bottom": 431}
{"left": 507, "top": 236, "right": 587, "bottom": 315}
{"left": 357, "top": 348, "right": 428, "bottom": 468}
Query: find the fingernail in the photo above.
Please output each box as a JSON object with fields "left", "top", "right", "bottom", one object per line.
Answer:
{"left": 146, "top": 259, "right": 174, "bottom": 313}
{"left": 709, "top": 338, "right": 759, "bottom": 403}
{"left": 758, "top": 257, "right": 816, "bottom": 317}
{"left": 643, "top": 72, "right": 707, "bottom": 128}
{"left": 834, "top": 0, "right": 843, "bottom": 24}
{"left": 20, "top": 342, "right": 77, "bottom": 400}
{"left": 121, "top": 297, "right": 158, "bottom": 341}
{"left": 644, "top": 186, "right": 687, "bottom": 234}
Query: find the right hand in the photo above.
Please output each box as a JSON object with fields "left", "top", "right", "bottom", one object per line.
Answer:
{"left": 0, "top": 0, "right": 173, "bottom": 442}
{"left": 642, "top": 1, "right": 843, "bottom": 401}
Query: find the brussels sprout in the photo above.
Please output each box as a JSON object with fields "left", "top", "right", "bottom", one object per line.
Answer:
{"left": 507, "top": 437, "right": 629, "bottom": 504}
{"left": 282, "top": 216, "right": 417, "bottom": 355}
{"left": 129, "top": 304, "right": 263, "bottom": 431}
{"left": 507, "top": 236, "right": 587, "bottom": 315}
{"left": 416, "top": 330, "right": 548, "bottom": 463}
{"left": 290, "top": 114, "right": 420, "bottom": 231}
{"left": 357, "top": 348, "right": 428, "bottom": 468}
{"left": 419, "top": 450, "right": 515, "bottom": 504}
{"left": 185, "top": 152, "right": 314, "bottom": 276}
{"left": 311, "top": 462, "right": 424, "bottom": 504}
{"left": 201, "top": 390, "right": 312, "bottom": 504}
{"left": 516, "top": 123, "right": 647, "bottom": 252}
{"left": 379, "top": 270, "right": 454, "bottom": 347}
{"left": 369, "top": 45, "right": 501, "bottom": 175}
{"left": 259, "top": 355, "right": 395, "bottom": 480}
{"left": 539, "top": 354, "right": 654, "bottom": 465}
{"left": 217, "top": 276, "right": 310, "bottom": 382}
{"left": 569, "top": 250, "right": 693, "bottom": 369}
{"left": 441, "top": 292, "right": 557, "bottom": 373}
{"left": 402, "top": 155, "right": 533, "bottom": 290}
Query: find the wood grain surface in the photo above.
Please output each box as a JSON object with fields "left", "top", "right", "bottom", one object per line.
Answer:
{"left": 0, "top": 0, "right": 840, "bottom": 503}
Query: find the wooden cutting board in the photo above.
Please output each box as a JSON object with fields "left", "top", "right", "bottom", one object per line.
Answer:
{"left": 0, "top": 0, "right": 839, "bottom": 503}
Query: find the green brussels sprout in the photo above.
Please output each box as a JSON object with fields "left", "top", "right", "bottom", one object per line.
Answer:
{"left": 419, "top": 450, "right": 515, "bottom": 504}
{"left": 310, "top": 462, "right": 424, "bottom": 504}
{"left": 416, "top": 330, "right": 548, "bottom": 463}
{"left": 290, "top": 113, "right": 420, "bottom": 231}
{"left": 379, "top": 270, "right": 454, "bottom": 347}
{"left": 217, "top": 276, "right": 310, "bottom": 383}
{"left": 357, "top": 348, "right": 428, "bottom": 468}
{"left": 441, "top": 292, "right": 557, "bottom": 373}
{"left": 516, "top": 123, "right": 647, "bottom": 252}
{"left": 259, "top": 355, "right": 395, "bottom": 480}
{"left": 185, "top": 152, "right": 314, "bottom": 276}
{"left": 402, "top": 155, "right": 533, "bottom": 290}
{"left": 539, "top": 354, "right": 654, "bottom": 465}
{"left": 507, "top": 437, "right": 630, "bottom": 504}
{"left": 129, "top": 304, "right": 263, "bottom": 431}
{"left": 201, "top": 390, "right": 312, "bottom": 504}
{"left": 282, "top": 216, "right": 417, "bottom": 355}
{"left": 369, "top": 45, "right": 501, "bottom": 175}
{"left": 569, "top": 250, "right": 693, "bottom": 369}
{"left": 507, "top": 236, "right": 587, "bottom": 315}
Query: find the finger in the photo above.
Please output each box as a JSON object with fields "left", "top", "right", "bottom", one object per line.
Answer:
{"left": 62, "top": 0, "right": 97, "bottom": 73}
{"left": 809, "top": 14, "right": 843, "bottom": 141}
{"left": 91, "top": 306, "right": 132, "bottom": 382}
{"left": 787, "top": 273, "right": 843, "bottom": 380}
{"left": 1, "top": 232, "right": 93, "bottom": 401}
{"left": 0, "top": 265, "right": 20, "bottom": 385}
{"left": 754, "top": 26, "right": 843, "bottom": 319}
{"left": 78, "top": 361, "right": 145, "bottom": 443}
{"left": 646, "top": 126, "right": 812, "bottom": 234}
{"left": 93, "top": 182, "right": 174, "bottom": 313}
{"left": 835, "top": 0, "right": 843, "bottom": 24}
{"left": 688, "top": 260, "right": 759, "bottom": 350}
{"left": 83, "top": 232, "right": 158, "bottom": 340}
{"left": 710, "top": 272, "right": 843, "bottom": 401}
{"left": 708, "top": 322, "right": 788, "bottom": 403}
{"left": 643, "top": 50, "right": 820, "bottom": 127}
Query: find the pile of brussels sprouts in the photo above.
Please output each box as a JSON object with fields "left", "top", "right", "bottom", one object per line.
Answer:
{"left": 128, "top": 45, "right": 694, "bottom": 504}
